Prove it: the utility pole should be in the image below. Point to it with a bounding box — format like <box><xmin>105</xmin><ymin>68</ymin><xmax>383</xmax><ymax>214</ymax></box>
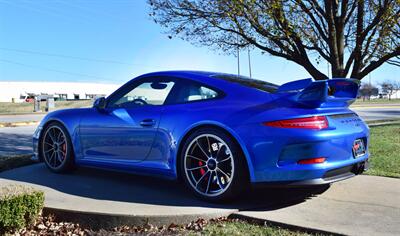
<box><xmin>237</xmin><ymin>34</ymin><xmax>240</xmax><ymax>76</ymax></box>
<box><xmin>369</xmin><ymin>73</ymin><xmax>371</xmax><ymax>85</ymax></box>
<box><xmin>237</xmin><ymin>49</ymin><xmax>240</xmax><ymax>76</ymax></box>
<box><xmin>327</xmin><ymin>62</ymin><xmax>330</xmax><ymax>78</ymax></box>
<box><xmin>247</xmin><ymin>48</ymin><xmax>252</xmax><ymax>79</ymax></box>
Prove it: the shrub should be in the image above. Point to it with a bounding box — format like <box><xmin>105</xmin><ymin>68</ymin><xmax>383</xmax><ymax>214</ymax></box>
<box><xmin>0</xmin><ymin>185</ymin><xmax>44</xmax><ymax>233</ymax></box>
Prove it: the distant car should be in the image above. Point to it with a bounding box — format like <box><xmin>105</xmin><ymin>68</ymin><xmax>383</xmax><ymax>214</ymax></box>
<box><xmin>23</xmin><ymin>95</ymin><xmax>48</xmax><ymax>103</ymax></box>
<box><xmin>33</xmin><ymin>71</ymin><xmax>369</xmax><ymax>201</ymax></box>
<box><xmin>22</xmin><ymin>95</ymin><xmax>35</xmax><ymax>103</ymax></box>
<box><xmin>25</xmin><ymin>97</ymin><xmax>35</xmax><ymax>103</ymax></box>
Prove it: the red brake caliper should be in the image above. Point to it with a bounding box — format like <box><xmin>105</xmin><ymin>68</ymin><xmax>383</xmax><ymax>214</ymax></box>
<box><xmin>62</xmin><ymin>144</ymin><xmax>66</xmax><ymax>159</ymax></box>
<box><xmin>199</xmin><ymin>161</ymin><xmax>206</xmax><ymax>176</ymax></box>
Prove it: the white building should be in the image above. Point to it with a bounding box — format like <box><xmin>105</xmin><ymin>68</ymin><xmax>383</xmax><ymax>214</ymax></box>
<box><xmin>0</xmin><ymin>81</ymin><xmax>121</xmax><ymax>102</ymax></box>
<box><xmin>392</xmin><ymin>90</ymin><xmax>400</xmax><ymax>99</ymax></box>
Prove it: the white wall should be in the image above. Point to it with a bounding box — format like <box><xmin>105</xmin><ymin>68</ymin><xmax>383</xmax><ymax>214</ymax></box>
<box><xmin>0</xmin><ymin>81</ymin><xmax>120</xmax><ymax>102</ymax></box>
<box><xmin>393</xmin><ymin>90</ymin><xmax>400</xmax><ymax>99</ymax></box>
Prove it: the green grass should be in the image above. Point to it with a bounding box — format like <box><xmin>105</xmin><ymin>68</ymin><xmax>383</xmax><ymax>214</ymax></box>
<box><xmin>196</xmin><ymin>220</ymin><xmax>323</xmax><ymax>236</ymax></box>
<box><xmin>366</xmin><ymin>124</ymin><xmax>400</xmax><ymax>178</ymax></box>
<box><xmin>0</xmin><ymin>100</ymin><xmax>93</xmax><ymax>114</ymax></box>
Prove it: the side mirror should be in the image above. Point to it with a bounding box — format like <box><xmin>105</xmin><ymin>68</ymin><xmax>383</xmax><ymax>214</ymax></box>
<box><xmin>93</xmin><ymin>97</ymin><xmax>106</xmax><ymax>111</ymax></box>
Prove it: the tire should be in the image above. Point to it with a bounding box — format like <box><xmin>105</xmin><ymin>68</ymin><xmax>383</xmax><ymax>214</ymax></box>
<box><xmin>40</xmin><ymin>122</ymin><xmax>75</xmax><ymax>173</ymax></box>
<box><xmin>180</xmin><ymin>128</ymin><xmax>248</xmax><ymax>202</ymax></box>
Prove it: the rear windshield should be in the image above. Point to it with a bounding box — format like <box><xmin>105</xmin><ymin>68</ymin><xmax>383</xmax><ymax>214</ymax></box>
<box><xmin>212</xmin><ymin>74</ymin><xmax>279</xmax><ymax>93</ymax></box>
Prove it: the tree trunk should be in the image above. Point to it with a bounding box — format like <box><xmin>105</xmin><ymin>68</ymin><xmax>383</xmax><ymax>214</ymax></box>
<box><xmin>350</xmin><ymin>0</ymin><xmax>365</xmax><ymax>79</ymax></box>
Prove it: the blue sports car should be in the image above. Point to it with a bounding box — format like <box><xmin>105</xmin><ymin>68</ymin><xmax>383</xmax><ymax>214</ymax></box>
<box><xmin>33</xmin><ymin>71</ymin><xmax>369</xmax><ymax>201</ymax></box>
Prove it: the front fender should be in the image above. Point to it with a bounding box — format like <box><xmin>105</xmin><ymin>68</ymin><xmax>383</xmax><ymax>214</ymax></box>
<box><xmin>33</xmin><ymin>108</ymin><xmax>90</xmax><ymax>160</ymax></box>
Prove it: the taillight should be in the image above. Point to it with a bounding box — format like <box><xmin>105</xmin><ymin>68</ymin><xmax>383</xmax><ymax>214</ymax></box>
<box><xmin>264</xmin><ymin>116</ymin><xmax>328</xmax><ymax>129</ymax></box>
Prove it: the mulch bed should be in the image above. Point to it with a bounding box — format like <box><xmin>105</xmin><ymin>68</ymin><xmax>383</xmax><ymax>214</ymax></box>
<box><xmin>12</xmin><ymin>215</ymin><xmax>233</xmax><ymax>235</ymax></box>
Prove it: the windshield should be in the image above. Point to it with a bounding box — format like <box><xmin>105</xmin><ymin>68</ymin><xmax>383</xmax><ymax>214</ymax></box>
<box><xmin>212</xmin><ymin>74</ymin><xmax>279</xmax><ymax>93</ymax></box>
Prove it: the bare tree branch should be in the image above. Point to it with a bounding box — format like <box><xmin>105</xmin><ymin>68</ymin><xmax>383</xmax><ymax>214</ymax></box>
<box><xmin>149</xmin><ymin>0</ymin><xmax>400</xmax><ymax>80</ymax></box>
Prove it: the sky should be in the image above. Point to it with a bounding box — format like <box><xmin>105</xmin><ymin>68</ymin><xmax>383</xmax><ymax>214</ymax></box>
<box><xmin>0</xmin><ymin>0</ymin><xmax>398</xmax><ymax>86</ymax></box>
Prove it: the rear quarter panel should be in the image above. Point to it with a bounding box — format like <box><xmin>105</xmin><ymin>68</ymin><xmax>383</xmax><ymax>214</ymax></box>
<box><xmin>158</xmin><ymin>98</ymin><xmax>259</xmax><ymax>180</ymax></box>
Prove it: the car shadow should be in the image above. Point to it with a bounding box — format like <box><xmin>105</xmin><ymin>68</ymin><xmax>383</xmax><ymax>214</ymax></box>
<box><xmin>0</xmin><ymin>163</ymin><xmax>330</xmax><ymax>211</ymax></box>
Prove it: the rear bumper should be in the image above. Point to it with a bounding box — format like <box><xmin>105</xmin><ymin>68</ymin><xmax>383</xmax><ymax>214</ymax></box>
<box><xmin>234</xmin><ymin>109</ymin><xmax>370</xmax><ymax>183</ymax></box>
<box><xmin>253</xmin><ymin>158</ymin><xmax>369</xmax><ymax>187</ymax></box>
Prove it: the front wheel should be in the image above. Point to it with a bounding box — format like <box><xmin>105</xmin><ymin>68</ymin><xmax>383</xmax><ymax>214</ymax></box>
<box><xmin>41</xmin><ymin>122</ymin><xmax>75</xmax><ymax>173</ymax></box>
<box><xmin>180</xmin><ymin>128</ymin><xmax>248</xmax><ymax>202</ymax></box>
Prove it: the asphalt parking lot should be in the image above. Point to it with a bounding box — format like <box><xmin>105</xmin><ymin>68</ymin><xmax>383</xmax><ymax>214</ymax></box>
<box><xmin>352</xmin><ymin>106</ymin><xmax>400</xmax><ymax>121</ymax></box>
<box><xmin>0</xmin><ymin>125</ymin><xmax>34</xmax><ymax>156</ymax></box>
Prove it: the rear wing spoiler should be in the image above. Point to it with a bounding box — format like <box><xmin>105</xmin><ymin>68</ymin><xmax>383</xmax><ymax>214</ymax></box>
<box><xmin>277</xmin><ymin>78</ymin><xmax>360</xmax><ymax>108</ymax></box>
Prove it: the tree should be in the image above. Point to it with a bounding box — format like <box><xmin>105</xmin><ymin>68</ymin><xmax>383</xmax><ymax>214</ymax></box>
<box><xmin>149</xmin><ymin>0</ymin><xmax>400</xmax><ymax>80</ymax></box>
<box><xmin>359</xmin><ymin>83</ymin><xmax>379</xmax><ymax>100</ymax></box>
<box><xmin>380</xmin><ymin>80</ymin><xmax>400</xmax><ymax>100</ymax></box>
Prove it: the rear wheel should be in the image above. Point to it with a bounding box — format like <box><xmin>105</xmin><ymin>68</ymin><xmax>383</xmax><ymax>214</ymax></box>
<box><xmin>180</xmin><ymin>128</ymin><xmax>248</xmax><ymax>202</ymax></box>
<box><xmin>41</xmin><ymin>122</ymin><xmax>74</xmax><ymax>173</ymax></box>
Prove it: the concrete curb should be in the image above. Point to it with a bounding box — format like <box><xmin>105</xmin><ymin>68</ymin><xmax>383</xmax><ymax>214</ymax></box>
<box><xmin>42</xmin><ymin>206</ymin><xmax>344</xmax><ymax>234</ymax></box>
<box><xmin>43</xmin><ymin>205</ymin><xmax>347</xmax><ymax>235</ymax></box>
<box><xmin>43</xmin><ymin>207</ymin><xmax>237</xmax><ymax>230</ymax></box>
<box><xmin>229</xmin><ymin>213</ymin><xmax>344</xmax><ymax>236</ymax></box>
<box><xmin>367</xmin><ymin>121</ymin><xmax>400</xmax><ymax>127</ymax></box>
<box><xmin>0</xmin><ymin>121</ymin><xmax>39</xmax><ymax>128</ymax></box>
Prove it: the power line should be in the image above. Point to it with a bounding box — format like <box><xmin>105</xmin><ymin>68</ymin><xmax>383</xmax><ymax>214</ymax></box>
<box><xmin>0</xmin><ymin>47</ymin><xmax>148</xmax><ymax>67</ymax></box>
<box><xmin>30</xmin><ymin>0</ymin><xmax>96</xmax><ymax>24</ymax></box>
<box><xmin>0</xmin><ymin>0</ymin><xmax>84</xmax><ymax>24</ymax></box>
<box><xmin>0</xmin><ymin>0</ymin><xmax>141</xmax><ymax>33</ymax></box>
<box><xmin>56</xmin><ymin>0</ymin><xmax>128</xmax><ymax>22</ymax></box>
<box><xmin>0</xmin><ymin>59</ymin><xmax>113</xmax><ymax>80</ymax></box>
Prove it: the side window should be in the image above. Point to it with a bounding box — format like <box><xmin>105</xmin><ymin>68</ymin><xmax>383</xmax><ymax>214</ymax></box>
<box><xmin>188</xmin><ymin>86</ymin><xmax>218</xmax><ymax>101</ymax></box>
<box><xmin>110</xmin><ymin>80</ymin><xmax>175</xmax><ymax>108</ymax></box>
<box><xmin>169</xmin><ymin>80</ymin><xmax>220</xmax><ymax>104</ymax></box>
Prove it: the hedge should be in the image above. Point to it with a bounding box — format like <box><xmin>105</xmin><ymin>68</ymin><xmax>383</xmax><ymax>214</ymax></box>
<box><xmin>0</xmin><ymin>185</ymin><xmax>44</xmax><ymax>233</ymax></box>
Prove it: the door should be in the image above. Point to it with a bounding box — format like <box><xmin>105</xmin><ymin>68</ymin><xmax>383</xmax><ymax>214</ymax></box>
<box><xmin>79</xmin><ymin>77</ymin><xmax>175</xmax><ymax>162</ymax></box>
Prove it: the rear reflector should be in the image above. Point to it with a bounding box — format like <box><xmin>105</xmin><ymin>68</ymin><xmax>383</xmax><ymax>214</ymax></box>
<box><xmin>298</xmin><ymin>157</ymin><xmax>326</xmax><ymax>164</ymax></box>
<box><xmin>264</xmin><ymin>116</ymin><xmax>328</xmax><ymax>129</ymax></box>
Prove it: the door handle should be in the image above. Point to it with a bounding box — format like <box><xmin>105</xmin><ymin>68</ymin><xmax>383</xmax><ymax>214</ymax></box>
<box><xmin>140</xmin><ymin>119</ymin><xmax>156</xmax><ymax>127</ymax></box>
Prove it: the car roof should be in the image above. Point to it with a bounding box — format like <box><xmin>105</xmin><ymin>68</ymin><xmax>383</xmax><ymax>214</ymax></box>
<box><xmin>137</xmin><ymin>70</ymin><xmax>280</xmax><ymax>94</ymax></box>
<box><xmin>139</xmin><ymin>70</ymin><xmax>222</xmax><ymax>79</ymax></box>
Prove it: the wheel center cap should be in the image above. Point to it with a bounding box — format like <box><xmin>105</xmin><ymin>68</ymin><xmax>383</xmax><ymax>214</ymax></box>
<box><xmin>207</xmin><ymin>159</ymin><xmax>217</xmax><ymax>170</ymax></box>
